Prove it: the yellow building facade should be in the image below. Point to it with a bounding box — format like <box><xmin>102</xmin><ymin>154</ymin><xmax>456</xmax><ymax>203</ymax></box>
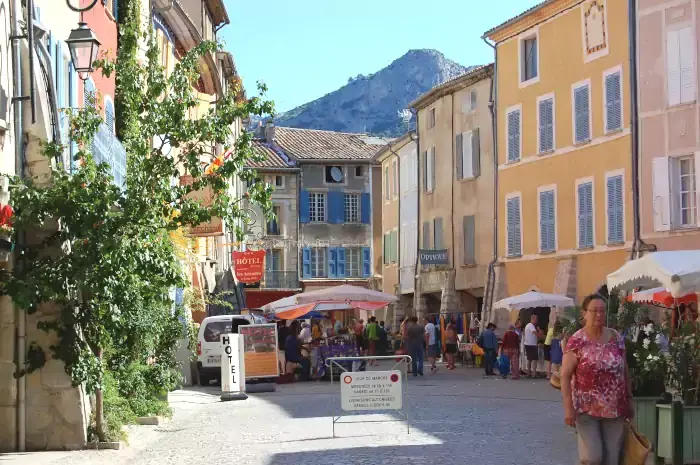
<box><xmin>484</xmin><ymin>0</ymin><xmax>633</xmax><ymax>305</ymax></box>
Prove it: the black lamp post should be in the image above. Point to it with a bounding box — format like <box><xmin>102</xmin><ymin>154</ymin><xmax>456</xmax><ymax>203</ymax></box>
<box><xmin>65</xmin><ymin>22</ymin><xmax>101</xmax><ymax>80</ymax></box>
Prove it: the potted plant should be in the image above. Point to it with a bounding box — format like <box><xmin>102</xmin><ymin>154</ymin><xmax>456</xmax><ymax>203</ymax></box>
<box><xmin>656</xmin><ymin>322</ymin><xmax>700</xmax><ymax>464</ymax></box>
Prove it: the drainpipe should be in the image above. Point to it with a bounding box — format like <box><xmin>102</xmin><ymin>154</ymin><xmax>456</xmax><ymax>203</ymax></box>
<box><xmin>450</xmin><ymin>93</ymin><xmax>456</xmax><ymax>271</ymax></box>
<box><xmin>628</xmin><ymin>0</ymin><xmax>655</xmax><ymax>259</ymax></box>
<box><xmin>10</xmin><ymin>0</ymin><xmax>25</xmax><ymax>451</ymax></box>
<box><xmin>412</xmin><ymin>108</ymin><xmax>421</xmax><ymax>315</ymax></box>
<box><xmin>482</xmin><ymin>38</ymin><xmax>498</xmax><ymax>324</ymax></box>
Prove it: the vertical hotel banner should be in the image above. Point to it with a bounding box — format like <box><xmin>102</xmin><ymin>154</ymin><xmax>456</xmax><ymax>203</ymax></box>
<box><xmin>239</xmin><ymin>324</ymin><xmax>279</xmax><ymax>378</ymax></box>
<box><xmin>232</xmin><ymin>250</ymin><xmax>266</xmax><ymax>283</ymax></box>
<box><xmin>179</xmin><ymin>175</ymin><xmax>223</xmax><ymax>237</ymax></box>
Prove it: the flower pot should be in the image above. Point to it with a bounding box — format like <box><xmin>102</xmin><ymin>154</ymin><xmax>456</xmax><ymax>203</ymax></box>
<box><xmin>657</xmin><ymin>403</ymin><xmax>700</xmax><ymax>463</ymax></box>
<box><xmin>632</xmin><ymin>397</ymin><xmax>659</xmax><ymax>452</ymax></box>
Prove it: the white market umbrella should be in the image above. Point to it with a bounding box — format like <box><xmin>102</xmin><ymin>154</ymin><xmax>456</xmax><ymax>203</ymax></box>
<box><xmin>492</xmin><ymin>291</ymin><xmax>575</xmax><ymax>311</ymax></box>
<box><xmin>607</xmin><ymin>250</ymin><xmax>700</xmax><ymax>298</ymax></box>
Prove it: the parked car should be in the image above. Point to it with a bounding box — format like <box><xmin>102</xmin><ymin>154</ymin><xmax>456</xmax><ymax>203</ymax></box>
<box><xmin>196</xmin><ymin>314</ymin><xmax>264</xmax><ymax>385</ymax></box>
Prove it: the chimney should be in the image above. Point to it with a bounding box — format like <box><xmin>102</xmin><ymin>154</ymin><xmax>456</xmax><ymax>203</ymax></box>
<box><xmin>264</xmin><ymin>121</ymin><xmax>276</xmax><ymax>142</ymax></box>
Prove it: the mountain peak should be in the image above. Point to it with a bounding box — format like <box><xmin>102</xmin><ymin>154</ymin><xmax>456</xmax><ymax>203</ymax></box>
<box><xmin>273</xmin><ymin>49</ymin><xmax>473</xmax><ymax>137</ymax></box>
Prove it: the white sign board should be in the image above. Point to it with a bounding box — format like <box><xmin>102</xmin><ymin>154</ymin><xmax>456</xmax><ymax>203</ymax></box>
<box><xmin>221</xmin><ymin>334</ymin><xmax>246</xmax><ymax>394</ymax></box>
<box><xmin>340</xmin><ymin>370</ymin><xmax>403</xmax><ymax>411</ymax></box>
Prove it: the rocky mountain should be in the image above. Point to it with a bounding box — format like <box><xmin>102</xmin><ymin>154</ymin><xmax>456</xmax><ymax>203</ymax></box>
<box><xmin>272</xmin><ymin>49</ymin><xmax>475</xmax><ymax>137</ymax></box>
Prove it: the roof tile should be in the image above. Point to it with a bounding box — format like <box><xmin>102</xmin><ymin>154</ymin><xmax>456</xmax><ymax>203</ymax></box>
<box><xmin>273</xmin><ymin>127</ymin><xmax>388</xmax><ymax>160</ymax></box>
<box><xmin>247</xmin><ymin>140</ymin><xmax>296</xmax><ymax>169</ymax></box>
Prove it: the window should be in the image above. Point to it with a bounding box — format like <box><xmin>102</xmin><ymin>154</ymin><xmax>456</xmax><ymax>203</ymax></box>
<box><xmin>274</xmin><ymin>175</ymin><xmax>284</xmax><ymax>188</ymax></box>
<box><xmin>84</xmin><ymin>78</ymin><xmax>95</xmax><ymax>110</ymax></box>
<box><xmin>344</xmin><ymin>193</ymin><xmax>360</xmax><ymax>223</ymax></box>
<box><xmin>267</xmin><ymin>205</ymin><xmax>281</xmax><ymax>235</ymax></box>
<box><xmin>105</xmin><ymin>97</ymin><xmax>115</xmax><ymax>134</ymax></box>
<box><xmin>462</xmin><ymin>88</ymin><xmax>477</xmax><ymax>113</ymax></box>
<box><xmin>463</xmin><ymin>215</ymin><xmax>476</xmax><ymax>265</ymax></box>
<box><xmin>383</xmin><ymin>233</ymin><xmax>389</xmax><ymax>265</ymax></box>
<box><xmin>604</xmin><ymin>71</ymin><xmax>622</xmax><ymax>132</ymax></box>
<box><xmin>309</xmin><ymin>248</ymin><xmax>327</xmax><ymax>278</ymax></box>
<box><xmin>392</xmin><ymin>160</ymin><xmax>398</xmax><ymax>198</ymax></box>
<box><xmin>428</xmin><ymin>108</ymin><xmax>436</xmax><ymax>128</ymax></box>
<box><xmin>424</xmin><ymin>147</ymin><xmax>435</xmax><ymax>192</ymax></box>
<box><xmin>309</xmin><ymin>192</ymin><xmax>326</xmax><ymax>222</ymax></box>
<box><xmin>433</xmin><ymin>217</ymin><xmax>443</xmax><ymax>250</ymax></box>
<box><xmin>506</xmin><ymin>196</ymin><xmax>522</xmax><ymax>257</ymax></box>
<box><xmin>573</xmin><ymin>83</ymin><xmax>591</xmax><ymax>144</ymax></box>
<box><xmin>666</xmin><ymin>27</ymin><xmax>696</xmax><ymax>106</ymax></box>
<box><xmin>679</xmin><ymin>157</ymin><xmax>697</xmax><ymax>226</ymax></box>
<box><xmin>606</xmin><ymin>175</ymin><xmax>624</xmax><ymax>243</ymax></box>
<box><xmin>422</xmin><ymin>221</ymin><xmax>431</xmax><ymax>269</ymax></box>
<box><xmin>507</xmin><ymin>108</ymin><xmax>521</xmax><ymax>162</ymax></box>
<box><xmin>457</xmin><ymin>129</ymin><xmax>481</xmax><ymax>179</ymax></box>
<box><xmin>521</xmin><ymin>36</ymin><xmax>538</xmax><ymax>83</ymax></box>
<box><xmin>355</xmin><ymin>166</ymin><xmax>364</xmax><ymax>177</ymax></box>
<box><xmin>346</xmin><ymin>247</ymin><xmax>362</xmax><ymax>277</ymax></box>
<box><xmin>383</xmin><ymin>233</ymin><xmax>397</xmax><ymax>265</ymax></box>
<box><xmin>538</xmin><ymin>96</ymin><xmax>554</xmax><ymax>153</ymax></box>
<box><xmin>203</xmin><ymin>9</ymin><xmax>214</xmax><ymax>42</ymax></box>
<box><xmin>539</xmin><ymin>189</ymin><xmax>556</xmax><ymax>252</ymax></box>
<box><xmin>325</xmin><ymin>166</ymin><xmax>345</xmax><ymax>184</ymax></box>
<box><xmin>384</xmin><ymin>167</ymin><xmax>390</xmax><ymax>200</ymax></box>
<box><xmin>577</xmin><ymin>181</ymin><xmax>594</xmax><ymax>248</ymax></box>
<box><xmin>265</xmin><ymin>249</ymin><xmax>281</xmax><ymax>271</ymax></box>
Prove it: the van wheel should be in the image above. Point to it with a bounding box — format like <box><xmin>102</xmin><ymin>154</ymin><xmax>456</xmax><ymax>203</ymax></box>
<box><xmin>198</xmin><ymin>372</ymin><xmax>210</xmax><ymax>386</ymax></box>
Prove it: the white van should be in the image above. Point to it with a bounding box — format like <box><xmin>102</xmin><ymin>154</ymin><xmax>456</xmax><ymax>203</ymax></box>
<box><xmin>196</xmin><ymin>314</ymin><xmax>264</xmax><ymax>385</ymax></box>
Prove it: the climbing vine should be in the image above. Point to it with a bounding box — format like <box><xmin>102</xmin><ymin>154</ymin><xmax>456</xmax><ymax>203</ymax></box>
<box><xmin>4</xmin><ymin>0</ymin><xmax>274</xmax><ymax>442</ymax></box>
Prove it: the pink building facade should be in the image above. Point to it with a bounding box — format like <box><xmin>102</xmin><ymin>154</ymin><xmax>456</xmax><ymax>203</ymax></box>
<box><xmin>638</xmin><ymin>0</ymin><xmax>700</xmax><ymax>251</ymax></box>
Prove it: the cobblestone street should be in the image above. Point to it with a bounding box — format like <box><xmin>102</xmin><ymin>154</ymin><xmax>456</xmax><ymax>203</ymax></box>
<box><xmin>1</xmin><ymin>363</ymin><xmax>578</xmax><ymax>465</ymax></box>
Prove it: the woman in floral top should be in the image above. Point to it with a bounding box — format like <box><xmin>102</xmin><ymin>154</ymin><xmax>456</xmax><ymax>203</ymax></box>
<box><xmin>561</xmin><ymin>294</ymin><xmax>634</xmax><ymax>465</ymax></box>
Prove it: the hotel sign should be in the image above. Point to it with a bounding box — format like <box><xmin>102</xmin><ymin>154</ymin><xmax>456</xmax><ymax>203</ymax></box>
<box><xmin>180</xmin><ymin>175</ymin><xmax>224</xmax><ymax>237</ymax></box>
<box><xmin>419</xmin><ymin>249</ymin><xmax>449</xmax><ymax>265</ymax></box>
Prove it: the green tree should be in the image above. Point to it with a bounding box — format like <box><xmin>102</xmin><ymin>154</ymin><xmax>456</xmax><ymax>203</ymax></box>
<box><xmin>4</xmin><ymin>0</ymin><xmax>273</xmax><ymax>441</ymax></box>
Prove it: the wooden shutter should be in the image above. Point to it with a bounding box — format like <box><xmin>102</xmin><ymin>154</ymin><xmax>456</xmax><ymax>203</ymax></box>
<box><xmin>299</xmin><ymin>190</ymin><xmax>310</xmax><ymax>223</ymax></box>
<box><xmin>679</xmin><ymin>27</ymin><xmax>696</xmax><ymax>104</ymax></box>
<box><xmin>605</xmin><ymin>72</ymin><xmax>622</xmax><ymax>132</ymax></box>
<box><xmin>434</xmin><ymin>217</ymin><xmax>443</xmax><ymax>250</ymax></box>
<box><xmin>667</xmin><ymin>29</ymin><xmax>682</xmax><ymax>106</ymax></box>
<box><xmin>455</xmin><ymin>133</ymin><xmax>463</xmax><ymax>180</ymax></box>
<box><xmin>337</xmin><ymin>248</ymin><xmax>347</xmax><ymax>277</ymax></box>
<box><xmin>607</xmin><ymin>176</ymin><xmax>624</xmax><ymax>243</ymax></box>
<box><xmin>463</xmin><ymin>215</ymin><xmax>475</xmax><ymax>265</ymax></box>
<box><xmin>422</xmin><ymin>221</ymin><xmax>430</xmax><ymax>249</ymax></box>
<box><xmin>507</xmin><ymin>110</ymin><xmax>520</xmax><ymax>162</ymax></box>
<box><xmin>422</xmin><ymin>151</ymin><xmax>428</xmax><ymax>192</ymax></box>
<box><xmin>574</xmin><ymin>85</ymin><xmax>590</xmax><ymax>143</ymax></box>
<box><xmin>361</xmin><ymin>193</ymin><xmax>371</xmax><ymax>224</ymax></box>
<box><xmin>362</xmin><ymin>247</ymin><xmax>371</xmax><ymax>277</ymax></box>
<box><xmin>652</xmin><ymin>157</ymin><xmax>671</xmax><ymax>231</ymax></box>
<box><xmin>430</xmin><ymin>147</ymin><xmax>436</xmax><ymax>191</ymax></box>
<box><xmin>472</xmin><ymin>128</ymin><xmax>481</xmax><ymax>177</ymax></box>
<box><xmin>384</xmin><ymin>167</ymin><xmax>390</xmax><ymax>199</ymax></box>
<box><xmin>302</xmin><ymin>247</ymin><xmax>311</xmax><ymax>278</ymax></box>
<box><xmin>328</xmin><ymin>191</ymin><xmax>344</xmax><ymax>223</ymax></box>
<box><xmin>538</xmin><ymin>98</ymin><xmax>553</xmax><ymax>152</ymax></box>
<box><xmin>470</xmin><ymin>88</ymin><xmax>477</xmax><ymax>110</ymax></box>
<box><xmin>69</xmin><ymin>62</ymin><xmax>79</xmax><ymax>169</ymax></box>
<box><xmin>578</xmin><ymin>183</ymin><xmax>593</xmax><ymax>247</ymax></box>
<box><xmin>328</xmin><ymin>248</ymin><xmax>337</xmax><ymax>278</ymax></box>
<box><xmin>539</xmin><ymin>190</ymin><xmax>555</xmax><ymax>252</ymax></box>
<box><xmin>507</xmin><ymin>197</ymin><xmax>521</xmax><ymax>256</ymax></box>
<box><xmin>462</xmin><ymin>132</ymin><xmax>473</xmax><ymax>179</ymax></box>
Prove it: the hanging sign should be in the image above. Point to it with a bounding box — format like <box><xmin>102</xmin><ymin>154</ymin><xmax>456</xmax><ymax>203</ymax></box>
<box><xmin>419</xmin><ymin>249</ymin><xmax>449</xmax><ymax>265</ymax></box>
<box><xmin>232</xmin><ymin>250</ymin><xmax>266</xmax><ymax>283</ymax></box>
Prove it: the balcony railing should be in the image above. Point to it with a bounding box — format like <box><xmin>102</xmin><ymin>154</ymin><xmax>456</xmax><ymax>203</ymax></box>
<box><xmin>92</xmin><ymin>123</ymin><xmax>126</xmax><ymax>187</ymax></box>
<box><xmin>262</xmin><ymin>270</ymin><xmax>299</xmax><ymax>289</ymax></box>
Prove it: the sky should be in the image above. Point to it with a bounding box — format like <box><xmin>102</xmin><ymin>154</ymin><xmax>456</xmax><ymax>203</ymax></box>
<box><xmin>221</xmin><ymin>0</ymin><xmax>542</xmax><ymax>114</ymax></box>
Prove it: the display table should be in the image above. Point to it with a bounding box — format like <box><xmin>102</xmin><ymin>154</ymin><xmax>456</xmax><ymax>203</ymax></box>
<box><xmin>315</xmin><ymin>344</ymin><xmax>359</xmax><ymax>379</ymax></box>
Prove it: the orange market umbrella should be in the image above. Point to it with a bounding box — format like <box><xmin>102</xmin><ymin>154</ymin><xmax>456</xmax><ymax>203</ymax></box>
<box><xmin>627</xmin><ymin>287</ymin><xmax>697</xmax><ymax>308</ymax></box>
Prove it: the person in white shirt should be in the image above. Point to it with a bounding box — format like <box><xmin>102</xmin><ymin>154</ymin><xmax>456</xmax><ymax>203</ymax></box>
<box><xmin>298</xmin><ymin>323</ymin><xmax>312</xmax><ymax>344</ymax></box>
<box><xmin>524</xmin><ymin>314</ymin><xmax>541</xmax><ymax>378</ymax></box>
<box><xmin>424</xmin><ymin>316</ymin><xmax>439</xmax><ymax>373</ymax></box>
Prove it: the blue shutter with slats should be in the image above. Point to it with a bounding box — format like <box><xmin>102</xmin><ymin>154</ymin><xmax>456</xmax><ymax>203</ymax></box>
<box><xmin>299</xmin><ymin>190</ymin><xmax>310</xmax><ymax>223</ymax></box>
<box><xmin>337</xmin><ymin>248</ymin><xmax>346</xmax><ymax>278</ymax></box>
<box><xmin>574</xmin><ymin>85</ymin><xmax>590</xmax><ymax>143</ymax></box>
<box><xmin>69</xmin><ymin>62</ymin><xmax>79</xmax><ymax>171</ymax></box>
<box><xmin>113</xmin><ymin>0</ymin><xmax>119</xmax><ymax>20</ymax></box>
<box><xmin>328</xmin><ymin>247</ymin><xmax>338</xmax><ymax>278</ymax></box>
<box><xmin>539</xmin><ymin>98</ymin><xmax>554</xmax><ymax>153</ymax></box>
<box><xmin>578</xmin><ymin>183</ymin><xmax>594</xmax><ymax>248</ymax></box>
<box><xmin>361</xmin><ymin>193</ymin><xmax>371</xmax><ymax>224</ymax></box>
<box><xmin>302</xmin><ymin>247</ymin><xmax>311</xmax><ymax>278</ymax></box>
<box><xmin>328</xmin><ymin>191</ymin><xmax>344</xmax><ymax>224</ymax></box>
<box><xmin>605</xmin><ymin>73</ymin><xmax>622</xmax><ymax>132</ymax></box>
<box><xmin>507</xmin><ymin>110</ymin><xmax>521</xmax><ymax>162</ymax></box>
<box><xmin>607</xmin><ymin>176</ymin><xmax>624</xmax><ymax>243</ymax></box>
<box><xmin>55</xmin><ymin>41</ymin><xmax>64</xmax><ymax>144</ymax></box>
<box><xmin>362</xmin><ymin>247</ymin><xmax>371</xmax><ymax>277</ymax></box>
<box><xmin>539</xmin><ymin>190</ymin><xmax>555</xmax><ymax>252</ymax></box>
<box><xmin>507</xmin><ymin>197</ymin><xmax>521</xmax><ymax>256</ymax></box>
<box><xmin>105</xmin><ymin>99</ymin><xmax>115</xmax><ymax>134</ymax></box>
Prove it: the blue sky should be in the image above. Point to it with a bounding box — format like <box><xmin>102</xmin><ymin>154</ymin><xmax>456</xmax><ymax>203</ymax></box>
<box><xmin>221</xmin><ymin>0</ymin><xmax>542</xmax><ymax>113</ymax></box>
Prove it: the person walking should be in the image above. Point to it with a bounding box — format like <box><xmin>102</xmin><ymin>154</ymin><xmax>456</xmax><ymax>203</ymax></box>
<box><xmin>354</xmin><ymin>319</ymin><xmax>365</xmax><ymax>355</ymax></box>
<box><xmin>444</xmin><ymin>323</ymin><xmax>458</xmax><ymax>370</ymax></box>
<box><xmin>378</xmin><ymin>320</ymin><xmax>388</xmax><ymax>356</ymax></box>
<box><xmin>561</xmin><ymin>294</ymin><xmax>634</xmax><ymax>465</ymax></box>
<box><xmin>404</xmin><ymin>316</ymin><xmax>425</xmax><ymax>376</ymax></box>
<box><xmin>501</xmin><ymin>324</ymin><xmax>520</xmax><ymax>379</ymax></box>
<box><xmin>524</xmin><ymin>314</ymin><xmax>541</xmax><ymax>378</ymax></box>
<box><xmin>478</xmin><ymin>323</ymin><xmax>499</xmax><ymax>376</ymax></box>
<box><xmin>424</xmin><ymin>316</ymin><xmax>439</xmax><ymax>373</ymax></box>
<box><xmin>365</xmin><ymin>317</ymin><xmax>379</xmax><ymax>365</ymax></box>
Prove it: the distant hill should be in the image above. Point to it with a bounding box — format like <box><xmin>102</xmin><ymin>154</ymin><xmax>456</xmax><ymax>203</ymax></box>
<box><xmin>271</xmin><ymin>49</ymin><xmax>476</xmax><ymax>137</ymax></box>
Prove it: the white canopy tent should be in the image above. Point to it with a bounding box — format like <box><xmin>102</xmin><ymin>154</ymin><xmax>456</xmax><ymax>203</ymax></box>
<box><xmin>492</xmin><ymin>291</ymin><xmax>575</xmax><ymax>311</ymax></box>
<box><xmin>607</xmin><ymin>251</ymin><xmax>700</xmax><ymax>297</ymax></box>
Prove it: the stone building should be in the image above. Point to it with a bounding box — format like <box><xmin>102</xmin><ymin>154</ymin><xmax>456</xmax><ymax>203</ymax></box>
<box><xmin>409</xmin><ymin>65</ymin><xmax>495</xmax><ymax>323</ymax></box>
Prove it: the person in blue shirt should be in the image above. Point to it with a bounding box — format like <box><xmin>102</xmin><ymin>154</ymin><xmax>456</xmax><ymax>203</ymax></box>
<box><xmin>478</xmin><ymin>323</ymin><xmax>499</xmax><ymax>376</ymax></box>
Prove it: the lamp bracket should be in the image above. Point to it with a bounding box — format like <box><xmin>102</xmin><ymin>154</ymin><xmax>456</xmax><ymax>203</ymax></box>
<box><xmin>65</xmin><ymin>0</ymin><xmax>100</xmax><ymax>12</ymax></box>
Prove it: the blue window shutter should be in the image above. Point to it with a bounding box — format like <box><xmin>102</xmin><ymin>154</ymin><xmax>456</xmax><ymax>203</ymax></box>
<box><xmin>362</xmin><ymin>247</ymin><xmax>371</xmax><ymax>277</ymax></box>
<box><xmin>507</xmin><ymin>198</ymin><xmax>521</xmax><ymax>256</ymax></box>
<box><xmin>69</xmin><ymin>62</ymin><xmax>79</xmax><ymax>170</ymax></box>
<box><xmin>607</xmin><ymin>176</ymin><xmax>623</xmax><ymax>243</ymax></box>
<box><xmin>55</xmin><ymin>41</ymin><xmax>63</xmax><ymax>115</ymax></box>
<box><xmin>539</xmin><ymin>191</ymin><xmax>555</xmax><ymax>252</ymax></box>
<box><xmin>328</xmin><ymin>191</ymin><xmax>344</xmax><ymax>223</ymax></box>
<box><xmin>337</xmin><ymin>248</ymin><xmax>346</xmax><ymax>278</ymax></box>
<box><xmin>105</xmin><ymin>99</ymin><xmax>115</xmax><ymax>133</ymax></box>
<box><xmin>299</xmin><ymin>190</ymin><xmax>310</xmax><ymax>223</ymax></box>
<box><xmin>113</xmin><ymin>0</ymin><xmax>119</xmax><ymax>20</ymax></box>
<box><xmin>328</xmin><ymin>247</ymin><xmax>338</xmax><ymax>278</ymax></box>
<box><xmin>578</xmin><ymin>183</ymin><xmax>594</xmax><ymax>248</ymax></box>
<box><xmin>302</xmin><ymin>247</ymin><xmax>311</xmax><ymax>278</ymax></box>
<box><xmin>48</xmin><ymin>33</ymin><xmax>54</xmax><ymax>82</ymax></box>
<box><xmin>361</xmin><ymin>193</ymin><xmax>371</xmax><ymax>224</ymax></box>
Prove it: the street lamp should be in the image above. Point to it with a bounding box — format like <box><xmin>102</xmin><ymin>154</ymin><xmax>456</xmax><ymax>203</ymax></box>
<box><xmin>65</xmin><ymin>22</ymin><xmax>101</xmax><ymax>80</ymax></box>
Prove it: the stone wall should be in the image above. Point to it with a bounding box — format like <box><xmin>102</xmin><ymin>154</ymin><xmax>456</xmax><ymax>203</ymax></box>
<box><xmin>0</xmin><ymin>296</ymin><xmax>17</xmax><ymax>452</ymax></box>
